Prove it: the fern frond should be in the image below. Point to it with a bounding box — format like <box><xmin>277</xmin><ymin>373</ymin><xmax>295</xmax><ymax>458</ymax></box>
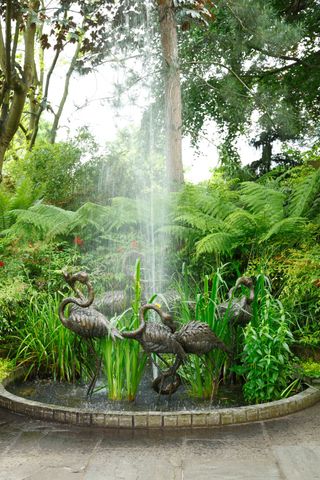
<box><xmin>175</xmin><ymin>210</ymin><xmax>223</xmax><ymax>233</ymax></box>
<box><xmin>240</xmin><ymin>182</ymin><xmax>285</xmax><ymax>223</ymax></box>
<box><xmin>224</xmin><ymin>209</ymin><xmax>258</xmax><ymax>237</ymax></box>
<box><xmin>12</xmin><ymin>203</ymin><xmax>76</xmax><ymax>237</ymax></box>
<box><xmin>159</xmin><ymin>224</ymin><xmax>198</xmax><ymax>240</ymax></box>
<box><xmin>289</xmin><ymin>169</ymin><xmax>320</xmax><ymax>219</ymax></box>
<box><xmin>196</xmin><ymin>232</ymin><xmax>235</xmax><ymax>257</ymax></box>
<box><xmin>260</xmin><ymin>217</ymin><xmax>306</xmax><ymax>243</ymax></box>
<box><xmin>108</xmin><ymin>197</ymin><xmax>138</xmax><ymax>230</ymax></box>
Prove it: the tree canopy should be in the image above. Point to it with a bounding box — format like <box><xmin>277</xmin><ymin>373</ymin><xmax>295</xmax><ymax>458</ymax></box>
<box><xmin>180</xmin><ymin>0</ymin><xmax>320</xmax><ymax>174</ymax></box>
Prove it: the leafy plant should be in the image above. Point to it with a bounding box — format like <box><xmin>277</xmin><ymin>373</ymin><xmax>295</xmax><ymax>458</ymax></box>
<box><xmin>0</xmin><ymin>358</ymin><xmax>15</xmax><ymax>381</ymax></box>
<box><xmin>300</xmin><ymin>360</ymin><xmax>320</xmax><ymax>379</ymax></box>
<box><xmin>6</xmin><ymin>293</ymin><xmax>90</xmax><ymax>382</ymax></box>
<box><xmin>99</xmin><ymin>260</ymin><xmax>147</xmax><ymax>401</ymax></box>
<box><xmin>178</xmin><ymin>270</ymin><xmax>232</xmax><ymax>399</ymax></box>
<box><xmin>236</xmin><ymin>277</ymin><xmax>295</xmax><ymax>404</ymax></box>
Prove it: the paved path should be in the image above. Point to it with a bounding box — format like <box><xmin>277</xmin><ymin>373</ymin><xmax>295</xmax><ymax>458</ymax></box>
<box><xmin>1</xmin><ymin>403</ymin><xmax>320</xmax><ymax>480</ymax></box>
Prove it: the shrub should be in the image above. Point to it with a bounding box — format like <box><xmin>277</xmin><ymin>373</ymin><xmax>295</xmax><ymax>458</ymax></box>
<box><xmin>237</xmin><ymin>277</ymin><xmax>295</xmax><ymax>404</ymax></box>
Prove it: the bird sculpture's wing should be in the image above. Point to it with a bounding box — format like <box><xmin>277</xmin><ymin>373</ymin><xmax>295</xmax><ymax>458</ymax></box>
<box><xmin>141</xmin><ymin>322</ymin><xmax>186</xmax><ymax>358</ymax></box>
<box><xmin>94</xmin><ymin>290</ymin><xmax>128</xmax><ymax>315</ymax></box>
<box><xmin>175</xmin><ymin>321</ymin><xmax>229</xmax><ymax>355</ymax></box>
<box><xmin>69</xmin><ymin>305</ymin><xmax>114</xmax><ymax>338</ymax></box>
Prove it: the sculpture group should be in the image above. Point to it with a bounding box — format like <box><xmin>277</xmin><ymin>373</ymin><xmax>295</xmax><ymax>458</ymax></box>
<box><xmin>58</xmin><ymin>271</ymin><xmax>254</xmax><ymax>396</ymax></box>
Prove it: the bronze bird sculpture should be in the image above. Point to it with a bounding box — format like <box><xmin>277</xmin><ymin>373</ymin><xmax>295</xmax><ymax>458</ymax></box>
<box><xmin>58</xmin><ymin>271</ymin><xmax>122</xmax><ymax>395</ymax></box>
<box><xmin>121</xmin><ymin>303</ymin><xmax>187</xmax><ymax>395</ymax></box>
<box><xmin>147</xmin><ymin>304</ymin><xmax>230</xmax><ymax>357</ymax></box>
<box><xmin>173</xmin><ymin>320</ymin><xmax>231</xmax><ymax>356</ymax></box>
<box><xmin>216</xmin><ymin>276</ymin><xmax>254</xmax><ymax>325</ymax></box>
<box><xmin>121</xmin><ymin>303</ymin><xmax>186</xmax><ymax>359</ymax></box>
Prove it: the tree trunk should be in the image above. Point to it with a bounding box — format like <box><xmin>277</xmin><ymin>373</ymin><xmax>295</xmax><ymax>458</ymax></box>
<box><xmin>158</xmin><ymin>0</ymin><xmax>184</xmax><ymax>189</ymax></box>
<box><xmin>0</xmin><ymin>88</ymin><xmax>27</xmax><ymax>181</ymax></box>
<box><xmin>0</xmin><ymin>0</ymin><xmax>39</xmax><ymax>181</ymax></box>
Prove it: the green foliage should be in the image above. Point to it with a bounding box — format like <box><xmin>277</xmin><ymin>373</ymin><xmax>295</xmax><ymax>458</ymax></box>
<box><xmin>6</xmin><ymin>293</ymin><xmax>90</xmax><ymax>382</ymax></box>
<box><xmin>300</xmin><ymin>360</ymin><xmax>320</xmax><ymax>379</ymax></box>
<box><xmin>21</xmin><ymin>140</ymin><xmax>102</xmax><ymax>209</ymax></box>
<box><xmin>0</xmin><ymin>358</ymin><xmax>15</xmax><ymax>381</ymax></box>
<box><xmin>171</xmin><ymin>164</ymin><xmax>320</xmax><ymax>276</ymax></box>
<box><xmin>0</xmin><ymin>238</ymin><xmax>82</xmax><ymax>346</ymax></box>
<box><xmin>178</xmin><ymin>270</ymin><xmax>231</xmax><ymax>399</ymax></box>
<box><xmin>99</xmin><ymin>260</ymin><xmax>147</xmax><ymax>401</ymax></box>
<box><xmin>237</xmin><ymin>277</ymin><xmax>295</xmax><ymax>404</ymax></box>
<box><xmin>0</xmin><ymin>179</ymin><xmax>37</xmax><ymax>232</ymax></box>
<box><xmin>181</xmin><ymin>0</ymin><xmax>320</xmax><ymax>173</ymax></box>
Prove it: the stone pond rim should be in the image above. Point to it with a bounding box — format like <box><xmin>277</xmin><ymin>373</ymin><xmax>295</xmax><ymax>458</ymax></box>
<box><xmin>1</xmin><ymin>370</ymin><xmax>320</xmax><ymax>429</ymax></box>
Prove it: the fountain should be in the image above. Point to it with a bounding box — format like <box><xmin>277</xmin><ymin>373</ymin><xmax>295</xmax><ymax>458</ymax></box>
<box><xmin>1</xmin><ymin>2</ymin><xmax>320</xmax><ymax>430</ymax></box>
<box><xmin>2</xmin><ymin>270</ymin><xmax>320</xmax><ymax>427</ymax></box>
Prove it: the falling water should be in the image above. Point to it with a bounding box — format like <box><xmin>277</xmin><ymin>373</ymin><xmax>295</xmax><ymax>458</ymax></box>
<box><xmin>98</xmin><ymin>1</ymin><xmax>170</xmax><ymax>348</ymax></box>
<box><xmin>121</xmin><ymin>1</ymin><xmax>170</xmax><ymax>378</ymax></box>
<box><xmin>134</xmin><ymin>1</ymin><xmax>168</xmax><ymax>300</ymax></box>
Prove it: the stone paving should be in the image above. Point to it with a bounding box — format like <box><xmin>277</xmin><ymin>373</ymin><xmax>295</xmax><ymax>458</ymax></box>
<box><xmin>1</xmin><ymin>403</ymin><xmax>320</xmax><ymax>480</ymax></box>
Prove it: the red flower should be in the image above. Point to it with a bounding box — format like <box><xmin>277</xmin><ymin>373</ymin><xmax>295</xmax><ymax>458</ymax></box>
<box><xmin>130</xmin><ymin>240</ymin><xmax>139</xmax><ymax>250</ymax></box>
<box><xmin>74</xmin><ymin>236</ymin><xmax>84</xmax><ymax>247</ymax></box>
<box><xmin>0</xmin><ymin>261</ymin><xmax>5</xmax><ymax>267</ymax></box>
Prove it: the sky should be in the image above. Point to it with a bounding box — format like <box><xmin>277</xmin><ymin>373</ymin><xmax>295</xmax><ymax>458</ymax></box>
<box><xmin>50</xmin><ymin>47</ymin><xmax>265</xmax><ymax>183</ymax></box>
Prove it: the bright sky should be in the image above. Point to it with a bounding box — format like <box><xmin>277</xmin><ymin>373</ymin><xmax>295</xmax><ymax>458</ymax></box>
<box><xmin>51</xmin><ymin>50</ymin><xmax>264</xmax><ymax>183</ymax></box>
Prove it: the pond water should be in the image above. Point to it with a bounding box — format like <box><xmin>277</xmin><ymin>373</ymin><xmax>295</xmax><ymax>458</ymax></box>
<box><xmin>8</xmin><ymin>370</ymin><xmax>245</xmax><ymax>412</ymax></box>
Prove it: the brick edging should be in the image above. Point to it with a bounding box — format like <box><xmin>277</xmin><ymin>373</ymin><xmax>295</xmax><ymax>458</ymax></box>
<box><xmin>1</xmin><ymin>371</ymin><xmax>319</xmax><ymax>428</ymax></box>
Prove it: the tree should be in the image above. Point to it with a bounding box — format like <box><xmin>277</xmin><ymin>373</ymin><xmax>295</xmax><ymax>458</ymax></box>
<box><xmin>0</xmin><ymin>0</ymin><xmax>119</xmax><ymax>181</ymax></box>
<box><xmin>156</xmin><ymin>1</ymin><xmax>215</xmax><ymax>188</ymax></box>
<box><xmin>180</xmin><ymin>0</ymin><xmax>320</xmax><ymax>174</ymax></box>
<box><xmin>157</xmin><ymin>0</ymin><xmax>184</xmax><ymax>187</ymax></box>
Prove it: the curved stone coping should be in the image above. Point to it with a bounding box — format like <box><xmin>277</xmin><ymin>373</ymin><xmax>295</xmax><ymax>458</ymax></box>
<box><xmin>1</xmin><ymin>371</ymin><xmax>320</xmax><ymax>428</ymax></box>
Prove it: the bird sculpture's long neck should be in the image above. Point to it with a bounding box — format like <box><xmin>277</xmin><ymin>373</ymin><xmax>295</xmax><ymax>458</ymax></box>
<box><xmin>121</xmin><ymin>303</ymin><xmax>161</xmax><ymax>339</ymax></box>
<box><xmin>248</xmin><ymin>286</ymin><xmax>254</xmax><ymax>304</ymax></box>
<box><xmin>228</xmin><ymin>277</ymin><xmax>254</xmax><ymax>303</ymax></box>
<box><xmin>58</xmin><ymin>279</ymin><xmax>94</xmax><ymax>328</ymax></box>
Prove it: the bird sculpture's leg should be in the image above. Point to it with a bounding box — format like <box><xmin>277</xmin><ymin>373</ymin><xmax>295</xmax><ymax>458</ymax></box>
<box><xmin>86</xmin><ymin>339</ymin><xmax>102</xmax><ymax>397</ymax></box>
<box><xmin>156</xmin><ymin>354</ymin><xmax>171</xmax><ymax>369</ymax></box>
<box><xmin>152</xmin><ymin>356</ymin><xmax>183</xmax><ymax>395</ymax></box>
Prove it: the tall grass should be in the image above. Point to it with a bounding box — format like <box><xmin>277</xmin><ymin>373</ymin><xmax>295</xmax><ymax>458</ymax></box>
<box><xmin>99</xmin><ymin>260</ymin><xmax>147</xmax><ymax>401</ymax></box>
<box><xmin>7</xmin><ymin>293</ymin><xmax>90</xmax><ymax>381</ymax></box>
<box><xmin>177</xmin><ymin>270</ymin><xmax>232</xmax><ymax>399</ymax></box>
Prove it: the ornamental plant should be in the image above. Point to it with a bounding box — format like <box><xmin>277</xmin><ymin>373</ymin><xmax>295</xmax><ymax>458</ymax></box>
<box><xmin>237</xmin><ymin>276</ymin><xmax>295</xmax><ymax>404</ymax></box>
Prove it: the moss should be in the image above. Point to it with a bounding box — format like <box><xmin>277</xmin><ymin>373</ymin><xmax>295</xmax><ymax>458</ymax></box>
<box><xmin>0</xmin><ymin>358</ymin><xmax>15</xmax><ymax>381</ymax></box>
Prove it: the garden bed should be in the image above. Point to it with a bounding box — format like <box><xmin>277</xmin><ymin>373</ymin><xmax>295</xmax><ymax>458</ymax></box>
<box><xmin>1</xmin><ymin>369</ymin><xmax>320</xmax><ymax>429</ymax></box>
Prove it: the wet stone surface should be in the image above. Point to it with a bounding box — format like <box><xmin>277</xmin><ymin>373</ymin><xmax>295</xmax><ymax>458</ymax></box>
<box><xmin>1</xmin><ymin>402</ymin><xmax>320</xmax><ymax>480</ymax></box>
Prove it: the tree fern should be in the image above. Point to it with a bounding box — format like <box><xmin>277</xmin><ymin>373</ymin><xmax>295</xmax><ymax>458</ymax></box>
<box><xmin>195</xmin><ymin>232</ymin><xmax>235</xmax><ymax>257</ymax></box>
<box><xmin>240</xmin><ymin>182</ymin><xmax>285</xmax><ymax>223</ymax></box>
<box><xmin>0</xmin><ymin>179</ymin><xmax>36</xmax><ymax>231</ymax></box>
<box><xmin>7</xmin><ymin>199</ymin><xmax>139</xmax><ymax>240</ymax></box>
<box><xmin>224</xmin><ymin>209</ymin><xmax>259</xmax><ymax>237</ymax></box>
<box><xmin>289</xmin><ymin>169</ymin><xmax>320</xmax><ymax>219</ymax></box>
<box><xmin>260</xmin><ymin>217</ymin><xmax>306</xmax><ymax>243</ymax></box>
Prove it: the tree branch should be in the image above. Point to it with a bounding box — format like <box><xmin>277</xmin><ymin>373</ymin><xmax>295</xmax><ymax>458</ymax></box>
<box><xmin>50</xmin><ymin>41</ymin><xmax>81</xmax><ymax>143</ymax></box>
<box><xmin>5</xmin><ymin>0</ymin><xmax>12</xmax><ymax>85</ymax></box>
<box><xmin>11</xmin><ymin>12</ymin><xmax>21</xmax><ymax>67</ymax></box>
<box><xmin>29</xmin><ymin>44</ymin><xmax>62</xmax><ymax>148</ymax></box>
<box><xmin>250</xmin><ymin>44</ymin><xmax>307</xmax><ymax>65</ymax></box>
<box><xmin>0</xmin><ymin>19</ymin><xmax>6</xmax><ymax>71</ymax></box>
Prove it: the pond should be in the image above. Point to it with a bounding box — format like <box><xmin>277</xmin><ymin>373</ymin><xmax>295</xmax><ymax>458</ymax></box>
<box><xmin>8</xmin><ymin>370</ymin><xmax>245</xmax><ymax>412</ymax></box>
